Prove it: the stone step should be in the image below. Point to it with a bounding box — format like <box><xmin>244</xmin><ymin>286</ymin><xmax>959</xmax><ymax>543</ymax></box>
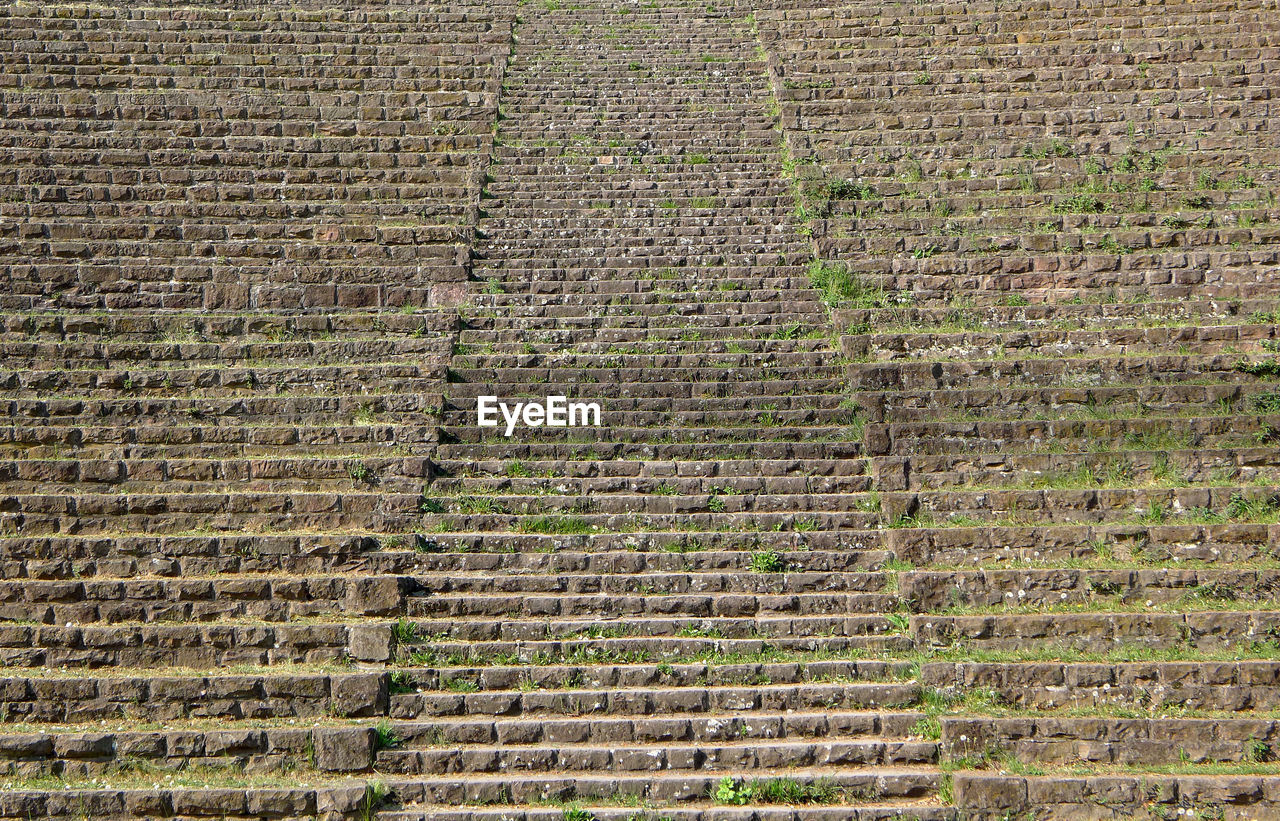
<box><xmin>441</xmin><ymin>377</ymin><xmax>849</xmax><ymax>398</ymax></box>
<box><xmin>399</xmin><ymin>634</ymin><xmax>912</xmax><ymax>668</ymax></box>
<box><xmin>401</xmin><ymin>656</ymin><xmax>914</xmax><ymax>692</ymax></box>
<box><xmin>895</xmin><ymin>482</ymin><xmax>1280</xmax><ymax>526</ymax></box>
<box><xmin>0</xmin><ymin>668</ymin><xmax>387</xmax><ymax>723</ymax></box>
<box><xmin>407</xmin><ymin>591</ymin><xmax>896</xmax><ymax>619</ymax></box>
<box><xmin>0</xmin><ymin>312</ymin><xmax>458</xmax><ymax>342</ymax></box>
<box><xmin>913</xmin><ymin>609</ymin><xmax>1280</xmax><ymax>652</ymax></box>
<box><xmin>0</xmin><ymin>338</ymin><xmax>448</xmax><ymax>369</ymax></box>
<box><xmin>894</xmin><ymin>445</ymin><xmax>1280</xmax><ymax>491</ymax></box>
<box><xmin>0</xmin><ymin>532</ymin><xmax>393</xmax><ymax>578</ymax></box>
<box><xmin>953</xmin><ymin>772</ymin><xmax>1280</xmax><ymax>819</ymax></box>
<box><xmin>901</xmin><ymin>567</ymin><xmax>1280</xmax><ymax>612</ymax></box>
<box><xmin>941</xmin><ymin>714</ymin><xmax>1280</xmax><ymax>766</ymax></box>
<box><xmin>379</xmin><ymin>806</ymin><xmax>956</xmax><ymax>821</ymax></box>
<box><xmin>846</xmin><ymin>324</ymin><xmax>1280</xmax><ymax>363</ymax></box>
<box><xmin>436</xmin><ymin>424</ymin><xmax>858</xmax><ymax>446</ymax></box>
<box><xmin>923</xmin><ymin>655</ymin><xmax>1280</xmax><ymax>709</ymax></box>
<box><xmin>391</xmin><ymin>709</ymin><xmax>926</xmax><ymax>747</ymax></box>
<box><xmin>0</xmin><ymin>722</ymin><xmax>378</xmax><ymax>778</ymax></box>
<box><xmin>414</xmin><ymin>491</ymin><xmax>883</xmax><ymax>517</ymax></box>
<box><xmin>815</xmin><ymin>265</ymin><xmax>1280</xmax><ymax>308</ymax></box>
<box><xmin>0</xmin><ymin>414</ymin><xmax>443</xmax><ymax>439</ymax></box>
<box><xmin>858</xmin><ymin>382</ymin><xmax>1276</xmax><ymax>424</ymax></box>
<box><xmin>832</xmin><ymin>300</ymin><xmax>1277</xmax><ymax>333</ymax></box>
<box><xmin>0</xmin><ymin>363</ymin><xmax>443</xmax><ymax>398</ymax></box>
<box><xmin>382</xmin><ymin>768</ymin><xmax>942</xmax><ymax>809</ymax></box>
<box><xmin>415</xmin><ymin>510</ymin><xmax>880</xmax><ymax>534</ymax></box>
<box><xmin>889</xmin><ymin>521</ymin><xmax>1279</xmax><ymax>566</ymax></box>
<box><xmin>4</xmin><ymin>393</ymin><xmax>442</xmax><ymax>426</ymax></box>
<box><xmin>0</xmin><ymin>456</ymin><xmax>425</xmax><ymax>493</ymax></box>
<box><xmin>402</xmin><ymin>612</ymin><xmax>902</xmax><ymax>642</ymax></box>
<box><xmin>847</xmin><ymin>351</ymin><xmax>1278</xmax><ymax>392</ymax></box>
<box><xmin>413</xmin><ymin>570</ymin><xmax>888</xmax><ymax>596</ymax></box>
<box><xmin>453</xmin><ymin>338</ymin><xmax>834</xmax><ymax>355</ymax></box>
<box><xmin>0</xmin><ymin>784</ymin><xmax>371</xmax><ymax>821</ymax></box>
<box><xmin>406</xmin><ymin>542</ymin><xmax>891</xmax><ymax>571</ymax></box>
<box><xmin>871</xmin><ymin>415</ymin><xmax>1280</xmax><ymax>457</ymax></box>
<box><xmin>394</xmin><ymin>676</ymin><xmax>926</xmax><ymax>722</ymax></box>
<box><xmin>439</xmin><ymin>395</ymin><xmax>851</xmax><ymax>418</ymax></box>
<box><xmin>429</xmin><ymin>472</ymin><xmax>873</xmax><ymax>497</ymax></box>
<box><xmin>0</xmin><ymin>620</ymin><xmax>373</xmax><ymax>669</ymax></box>
<box><xmin>430</xmin><ymin>456</ymin><xmax>866</xmax><ymax>479</ymax></box>
<box><xmin>448</xmin><ymin>350</ymin><xmax>839</xmax><ymax>370</ymax></box>
<box><xmin>0</xmin><ymin>574</ymin><xmax>405</xmax><ymax>625</ymax></box>
<box><xmin>459</xmin><ymin>312</ymin><xmax>827</xmax><ymax>332</ymax></box>
<box><xmin>375</xmin><ymin>737</ymin><xmax>938</xmax><ymax>775</ymax></box>
<box><xmin>459</xmin><ymin>300</ymin><xmax>831</xmax><ymax>319</ymax></box>
<box><xmin>429</xmin><ymin>440</ymin><xmax>863</xmax><ymax>463</ymax></box>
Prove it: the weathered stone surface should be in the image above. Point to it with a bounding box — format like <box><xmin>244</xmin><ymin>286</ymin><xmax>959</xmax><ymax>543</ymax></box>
<box><xmin>313</xmin><ymin>728</ymin><xmax>375</xmax><ymax>773</ymax></box>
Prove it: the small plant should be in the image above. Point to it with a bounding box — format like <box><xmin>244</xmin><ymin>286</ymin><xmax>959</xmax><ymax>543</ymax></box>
<box><xmin>912</xmin><ymin>715</ymin><xmax>942</xmax><ymax>740</ymax></box>
<box><xmin>748</xmin><ymin>551</ymin><xmax>785</xmax><ymax>573</ymax></box>
<box><xmin>1017</xmin><ymin>165</ymin><xmax>1037</xmax><ymax>193</ymax></box>
<box><xmin>1245</xmin><ymin>737</ymin><xmax>1272</xmax><ymax>763</ymax></box>
<box><xmin>391</xmin><ymin>618</ymin><xmax>419</xmax><ymax>645</ymax></box>
<box><xmin>360</xmin><ymin>781</ymin><xmax>390</xmax><ymax>821</ymax></box>
<box><xmin>900</xmin><ymin>159</ymin><xmax>924</xmax><ymax>182</ymax></box>
<box><xmin>1252</xmin><ymin>393</ymin><xmax>1280</xmax><ymax>413</ymax></box>
<box><xmin>807</xmin><ymin>259</ymin><xmax>902</xmax><ymax>309</ymax></box>
<box><xmin>1096</xmin><ymin>235</ymin><xmax>1128</xmax><ymax>254</ymax></box>
<box><xmin>713</xmin><ymin>776</ymin><xmax>754</xmax><ymax>805</ymax></box>
<box><xmin>1226</xmin><ymin>492</ymin><xmax>1280</xmax><ymax>520</ymax></box>
<box><xmin>374</xmin><ymin>720</ymin><xmax>401</xmax><ymax>750</ymax></box>
<box><xmin>1236</xmin><ymin>358</ymin><xmax>1280</xmax><ymax>377</ymax></box>
<box><xmin>818</xmin><ymin>178</ymin><xmax>875</xmax><ymax>201</ymax></box>
<box><xmin>913</xmin><ymin>71</ymin><xmax>932</xmax><ymax>85</ymax></box>
<box><xmin>443</xmin><ymin>676</ymin><xmax>479</xmax><ymax>692</ymax></box>
<box><xmin>1139</xmin><ymin>502</ymin><xmax>1168</xmax><ymax>524</ymax></box>
<box><xmin>713</xmin><ymin>777</ymin><xmax>842</xmax><ymax>805</ymax></box>
<box><xmin>388</xmin><ymin>671</ymin><xmax>414</xmax><ymax>694</ymax></box>
<box><xmin>563</xmin><ymin>808</ymin><xmax>596</xmax><ymax>821</ymax></box>
<box><xmin>1023</xmin><ymin>138</ymin><xmax>1074</xmax><ymax>159</ymax></box>
<box><xmin>457</xmin><ymin>496</ymin><xmax>506</xmax><ymax>515</ymax></box>
<box><xmin>348</xmin><ymin>461</ymin><xmax>374</xmax><ymax>483</ymax></box>
<box><xmin>1053</xmin><ymin>192</ymin><xmax>1106</xmax><ymax>213</ymax></box>
<box><xmin>517</xmin><ymin>515</ymin><xmax>592</xmax><ymax>534</ymax></box>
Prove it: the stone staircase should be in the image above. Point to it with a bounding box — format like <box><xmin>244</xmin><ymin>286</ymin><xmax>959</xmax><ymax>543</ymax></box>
<box><xmin>756</xmin><ymin>0</ymin><xmax>1280</xmax><ymax>817</ymax></box>
<box><xmin>0</xmin><ymin>0</ymin><xmax>1279</xmax><ymax>819</ymax></box>
<box><xmin>385</xmin><ymin>2</ymin><xmax>947</xmax><ymax>817</ymax></box>
<box><xmin>0</xmin><ymin>0</ymin><xmax>513</xmax><ymax>311</ymax></box>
